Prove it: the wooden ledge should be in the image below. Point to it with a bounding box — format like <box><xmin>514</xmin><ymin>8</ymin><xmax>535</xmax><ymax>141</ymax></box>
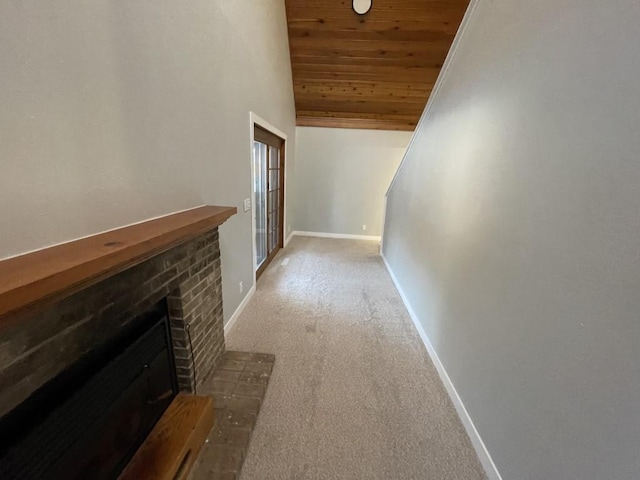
<box><xmin>0</xmin><ymin>205</ymin><xmax>236</xmax><ymax>324</ymax></box>
<box><xmin>119</xmin><ymin>393</ymin><xmax>215</xmax><ymax>480</ymax></box>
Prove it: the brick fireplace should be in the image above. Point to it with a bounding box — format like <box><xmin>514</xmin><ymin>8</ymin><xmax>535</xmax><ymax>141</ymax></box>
<box><xmin>0</xmin><ymin>205</ymin><xmax>236</xmax><ymax>478</ymax></box>
<box><xmin>0</xmin><ymin>228</ymin><xmax>227</xmax><ymax>419</ymax></box>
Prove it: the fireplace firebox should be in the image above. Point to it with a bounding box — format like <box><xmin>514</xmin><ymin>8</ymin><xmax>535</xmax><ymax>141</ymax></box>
<box><xmin>0</xmin><ymin>300</ymin><xmax>178</xmax><ymax>480</ymax></box>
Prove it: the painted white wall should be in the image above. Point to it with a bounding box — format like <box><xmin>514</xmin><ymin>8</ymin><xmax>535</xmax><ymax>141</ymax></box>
<box><xmin>0</xmin><ymin>0</ymin><xmax>296</xmax><ymax>322</ymax></box>
<box><xmin>383</xmin><ymin>1</ymin><xmax>640</xmax><ymax>479</ymax></box>
<box><xmin>294</xmin><ymin>127</ymin><xmax>411</xmax><ymax>237</ymax></box>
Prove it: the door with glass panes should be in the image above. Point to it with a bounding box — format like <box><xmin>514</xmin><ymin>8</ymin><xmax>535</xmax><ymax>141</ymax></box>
<box><xmin>253</xmin><ymin>126</ymin><xmax>284</xmax><ymax>278</ymax></box>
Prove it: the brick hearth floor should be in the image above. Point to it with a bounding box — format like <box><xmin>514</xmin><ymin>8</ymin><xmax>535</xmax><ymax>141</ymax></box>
<box><xmin>190</xmin><ymin>351</ymin><xmax>275</xmax><ymax>480</ymax></box>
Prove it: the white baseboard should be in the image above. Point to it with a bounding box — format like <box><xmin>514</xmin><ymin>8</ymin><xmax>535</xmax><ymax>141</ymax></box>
<box><xmin>224</xmin><ymin>284</ymin><xmax>256</xmax><ymax>336</ymax></box>
<box><xmin>381</xmin><ymin>253</ymin><xmax>503</xmax><ymax>480</ymax></box>
<box><xmin>293</xmin><ymin>230</ymin><xmax>381</xmax><ymax>241</ymax></box>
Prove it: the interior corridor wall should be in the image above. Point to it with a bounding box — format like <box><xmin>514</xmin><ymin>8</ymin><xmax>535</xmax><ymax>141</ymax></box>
<box><xmin>295</xmin><ymin>127</ymin><xmax>411</xmax><ymax>237</ymax></box>
<box><xmin>383</xmin><ymin>1</ymin><xmax>640</xmax><ymax>479</ymax></box>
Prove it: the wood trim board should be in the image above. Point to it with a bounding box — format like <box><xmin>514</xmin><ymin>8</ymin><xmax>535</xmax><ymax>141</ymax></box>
<box><xmin>0</xmin><ymin>206</ymin><xmax>236</xmax><ymax>324</ymax></box>
<box><xmin>118</xmin><ymin>393</ymin><xmax>215</xmax><ymax>480</ymax></box>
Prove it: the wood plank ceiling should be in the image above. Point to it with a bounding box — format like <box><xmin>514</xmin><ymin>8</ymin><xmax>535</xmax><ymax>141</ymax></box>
<box><xmin>284</xmin><ymin>0</ymin><xmax>470</xmax><ymax>131</ymax></box>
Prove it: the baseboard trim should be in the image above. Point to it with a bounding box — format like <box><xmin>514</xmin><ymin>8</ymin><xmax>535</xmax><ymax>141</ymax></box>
<box><xmin>224</xmin><ymin>284</ymin><xmax>256</xmax><ymax>336</ymax></box>
<box><xmin>293</xmin><ymin>231</ymin><xmax>381</xmax><ymax>241</ymax></box>
<box><xmin>380</xmin><ymin>253</ymin><xmax>503</xmax><ymax>480</ymax></box>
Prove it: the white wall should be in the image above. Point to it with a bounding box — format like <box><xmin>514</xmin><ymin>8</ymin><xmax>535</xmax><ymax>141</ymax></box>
<box><xmin>384</xmin><ymin>1</ymin><xmax>640</xmax><ymax>479</ymax></box>
<box><xmin>294</xmin><ymin>127</ymin><xmax>411</xmax><ymax>237</ymax></box>
<box><xmin>0</xmin><ymin>0</ymin><xmax>296</xmax><ymax>322</ymax></box>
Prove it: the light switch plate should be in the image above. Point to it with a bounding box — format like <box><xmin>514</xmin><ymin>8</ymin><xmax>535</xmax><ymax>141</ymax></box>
<box><xmin>243</xmin><ymin>198</ymin><xmax>251</xmax><ymax>212</ymax></box>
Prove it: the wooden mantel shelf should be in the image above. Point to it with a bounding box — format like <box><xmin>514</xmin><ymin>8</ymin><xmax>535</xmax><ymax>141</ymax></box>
<box><xmin>0</xmin><ymin>205</ymin><xmax>236</xmax><ymax>323</ymax></box>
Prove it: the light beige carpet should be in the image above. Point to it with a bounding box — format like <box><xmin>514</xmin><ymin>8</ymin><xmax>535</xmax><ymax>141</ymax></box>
<box><xmin>226</xmin><ymin>236</ymin><xmax>486</xmax><ymax>480</ymax></box>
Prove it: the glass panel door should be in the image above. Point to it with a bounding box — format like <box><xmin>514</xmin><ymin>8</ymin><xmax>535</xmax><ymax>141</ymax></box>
<box><xmin>253</xmin><ymin>141</ymin><xmax>268</xmax><ymax>268</ymax></box>
<box><xmin>267</xmin><ymin>145</ymin><xmax>281</xmax><ymax>255</ymax></box>
<box><xmin>253</xmin><ymin>125</ymin><xmax>284</xmax><ymax>278</ymax></box>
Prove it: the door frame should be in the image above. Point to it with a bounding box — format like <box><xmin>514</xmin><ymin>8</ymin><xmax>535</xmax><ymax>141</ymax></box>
<box><xmin>249</xmin><ymin>112</ymin><xmax>288</xmax><ymax>285</ymax></box>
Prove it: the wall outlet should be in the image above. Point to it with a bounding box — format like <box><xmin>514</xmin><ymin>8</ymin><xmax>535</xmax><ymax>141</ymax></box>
<box><xmin>243</xmin><ymin>198</ymin><xmax>251</xmax><ymax>212</ymax></box>
<box><xmin>362</xmin><ymin>224</ymin><xmax>367</xmax><ymax>231</ymax></box>
<box><xmin>239</xmin><ymin>281</ymin><xmax>244</xmax><ymax>293</ymax></box>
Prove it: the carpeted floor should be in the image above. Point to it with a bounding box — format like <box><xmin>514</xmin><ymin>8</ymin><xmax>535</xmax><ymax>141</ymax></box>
<box><xmin>226</xmin><ymin>236</ymin><xmax>486</xmax><ymax>480</ymax></box>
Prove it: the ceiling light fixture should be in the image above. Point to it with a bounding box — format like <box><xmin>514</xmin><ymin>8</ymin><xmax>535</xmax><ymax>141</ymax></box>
<box><xmin>353</xmin><ymin>0</ymin><xmax>372</xmax><ymax>15</ymax></box>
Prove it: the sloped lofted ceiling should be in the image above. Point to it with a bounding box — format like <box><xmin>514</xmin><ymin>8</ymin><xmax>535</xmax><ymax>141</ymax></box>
<box><xmin>284</xmin><ymin>0</ymin><xmax>470</xmax><ymax>131</ymax></box>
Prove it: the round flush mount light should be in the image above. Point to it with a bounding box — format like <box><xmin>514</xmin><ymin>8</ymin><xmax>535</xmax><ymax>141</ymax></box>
<box><xmin>353</xmin><ymin>0</ymin><xmax>372</xmax><ymax>15</ymax></box>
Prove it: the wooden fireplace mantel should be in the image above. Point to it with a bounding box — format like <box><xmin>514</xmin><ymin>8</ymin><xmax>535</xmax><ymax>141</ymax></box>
<box><xmin>0</xmin><ymin>205</ymin><xmax>236</xmax><ymax>323</ymax></box>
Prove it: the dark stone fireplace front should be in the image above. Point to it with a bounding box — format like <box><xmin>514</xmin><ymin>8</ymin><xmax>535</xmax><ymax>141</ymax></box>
<box><xmin>0</xmin><ymin>300</ymin><xmax>177</xmax><ymax>479</ymax></box>
<box><xmin>0</xmin><ymin>228</ymin><xmax>227</xmax><ymax>478</ymax></box>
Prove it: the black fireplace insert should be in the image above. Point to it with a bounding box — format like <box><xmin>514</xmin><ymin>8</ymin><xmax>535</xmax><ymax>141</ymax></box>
<box><xmin>0</xmin><ymin>300</ymin><xmax>179</xmax><ymax>480</ymax></box>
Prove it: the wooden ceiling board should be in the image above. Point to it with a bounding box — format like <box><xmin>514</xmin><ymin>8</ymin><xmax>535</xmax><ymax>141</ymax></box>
<box><xmin>292</xmin><ymin>65</ymin><xmax>443</xmax><ymax>85</ymax></box>
<box><xmin>295</xmin><ymin>100</ymin><xmax>426</xmax><ymax>116</ymax></box>
<box><xmin>296</xmin><ymin>110</ymin><xmax>421</xmax><ymax>121</ymax></box>
<box><xmin>288</xmin><ymin>27</ymin><xmax>456</xmax><ymax>43</ymax></box>
<box><xmin>285</xmin><ymin>0</ymin><xmax>469</xmax><ymax>130</ymax></box>
<box><xmin>296</xmin><ymin>116</ymin><xmax>416</xmax><ymax>131</ymax></box>
<box><xmin>295</xmin><ymin>82</ymin><xmax>434</xmax><ymax>98</ymax></box>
